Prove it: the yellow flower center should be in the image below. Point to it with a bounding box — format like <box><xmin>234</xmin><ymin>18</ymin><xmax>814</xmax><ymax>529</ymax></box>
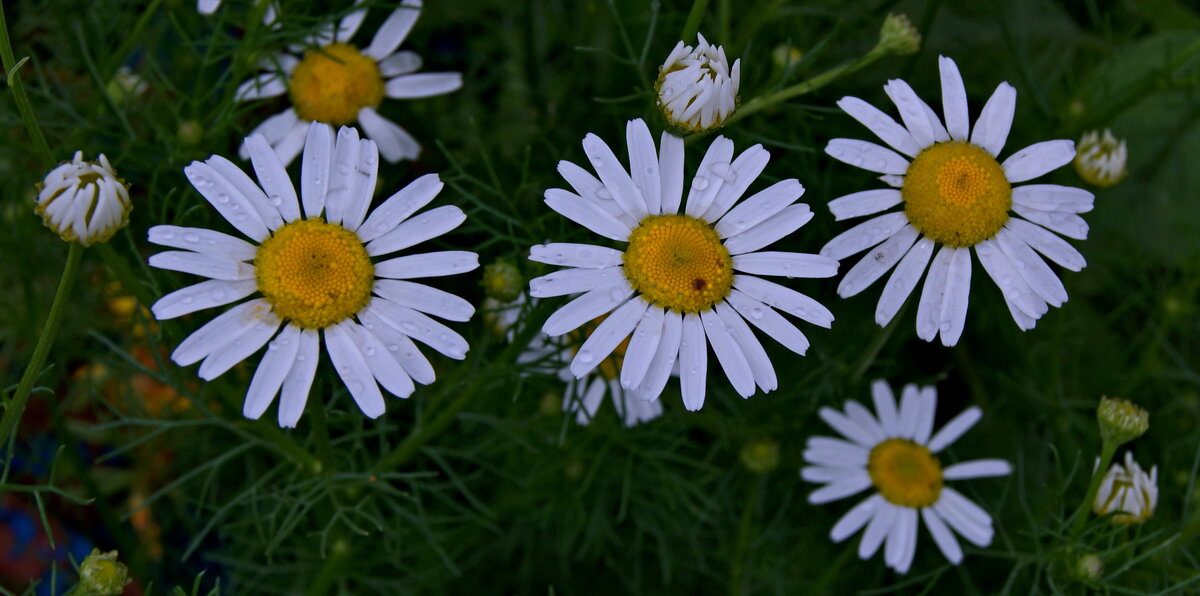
<box><xmin>622</xmin><ymin>215</ymin><xmax>733</xmax><ymax>313</ymax></box>
<box><xmin>902</xmin><ymin>142</ymin><xmax>1011</xmax><ymax>247</ymax></box>
<box><xmin>289</xmin><ymin>43</ymin><xmax>385</xmax><ymax>125</ymax></box>
<box><xmin>867</xmin><ymin>438</ymin><xmax>943</xmax><ymax>508</ymax></box>
<box><xmin>255</xmin><ymin>219</ymin><xmax>374</xmax><ymax>329</ymax></box>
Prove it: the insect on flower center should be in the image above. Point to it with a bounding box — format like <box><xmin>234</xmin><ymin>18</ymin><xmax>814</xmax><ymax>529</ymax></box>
<box><xmin>622</xmin><ymin>215</ymin><xmax>733</xmax><ymax>314</ymax></box>
<box><xmin>867</xmin><ymin>438</ymin><xmax>943</xmax><ymax>508</ymax></box>
<box><xmin>255</xmin><ymin>219</ymin><xmax>374</xmax><ymax>329</ymax></box>
<box><xmin>902</xmin><ymin>142</ymin><xmax>1011</xmax><ymax>247</ymax></box>
<box><xmin>289</xmin><ymin>43</ymin><xmax>385</xmax><ymax>125</ymax></box>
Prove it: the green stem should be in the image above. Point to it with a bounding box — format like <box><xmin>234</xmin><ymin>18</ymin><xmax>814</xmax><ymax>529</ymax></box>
<box><xmin>370</xmin><ymin>384</ymin><xmax>477</xmax><ymax>475</ymax></box>
<box><xmin>1069</xmin><ymin>440</ymin><xmax>1118</xmax><ymax>543</ymax></box>
<box><xmin>849</xmin><ymin>300</ymin><xmax>908</xmax><ymax>383</ymax></box>
<box><xmin>0</xmin><ymin>0</ymin><xmax>54</xmax><ymax>166</ymax></box>
<box><xmin>310</xmin><ymin>394</ymin><xmax>334</xmax><ymax>478</ymax></box>
<box><xmin>680</xmin><ymin>0</ymin><xmax>710</xmax><ymax>43</ymax></box>
<box><xmin>729</xmin><ymin>476</ymin><xmax>763</xmax><ymax>596</ymax></box>
<box><xmin>0</xmin><ymin>243</ymin><xmax>83</xmax><ymax>449</ymax></box>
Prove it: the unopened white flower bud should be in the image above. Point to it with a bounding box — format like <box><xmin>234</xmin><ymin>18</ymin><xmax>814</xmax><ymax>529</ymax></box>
<box><xmin>656</xmin><ymin>34</ymin><xmax>740</xmax><ymax>133</ymax></box>
<box><xmin>36</xmin><ymin>151</ymin><xmax>132</xmax><ymax>246</ymax></box>
<box><xmin>1074</xmin><ymin>129</ymin><xmax>1127</xmax><ymax>188</ymax></box>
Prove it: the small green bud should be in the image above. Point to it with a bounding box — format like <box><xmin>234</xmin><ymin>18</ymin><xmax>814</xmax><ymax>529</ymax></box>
<box><xmin>1074</xmin><ymin>553</ymin><xmax>1104</xmax><ymax>583</ymax></box>
<box><xmin>1097</xmin><ymin>397</ymin><xmax>1148</xmax><ymax>446</ymax></box>
<box><xmin>878</xmin><ymin>14</ymin><xmax>921</xmax><ymax>57</ymax></box>
<box><xmin>178</xmin><ymin>120</ymin><xmax>204</xmax><ymax>147</ymax></box>
<box><xmin>739</xmin><ymin>437</ymin><xmax>779</xmax><ymax>475</ymax></box>
<box><xmin>78</xmin><ymin>549</ymin><xmax>130</xmax><ymax>596</ymax></box>
<box><xmin>481</xmin><ymin>259</ymin><xmax>524</xmax><ymax>303</ymax></box>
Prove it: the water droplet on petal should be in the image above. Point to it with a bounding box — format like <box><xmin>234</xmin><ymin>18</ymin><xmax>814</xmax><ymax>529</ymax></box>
<box><xmin>386</xmin><ymin>343</ymin><xmax>399</xmax><ymax>352</ymax></box>
<box><xmin>577</xmin><ymin>349</ymin><xmax>595</xmax><ymax>364</ymax></box>
<box><xmin>750</xmin><ymin>307</ymin><xmax>764</xmax><ymax>320</ymax></box>
<box><xmin>363</xmin><ymin>346</ymin><xmax>376</xmax><ymax>357</ymax></box>
<box><xmin>692</xmin><ymin>175</ymin><xmax>709</xmax><ymax>191</ymax></box>
<box><xmin>184</xmin><ymin>232</ymin><xmax>200</xmax><ymax>243</ymax></box>
<box><xmin>595</xmin><ymin>188</ymin><xmax>612</xmax><ymax>201</ymax></box>
<box><xmin>181</xmin><ymin>296</ymin><xmax>194</xmax><ymax>304</ymax></box>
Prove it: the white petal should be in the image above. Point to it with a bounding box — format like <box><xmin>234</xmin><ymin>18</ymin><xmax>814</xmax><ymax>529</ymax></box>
<box><xmin>152</xmin><ymin>278</ymin><xmax>257</xmax><ymax>320</ymax></box>
<box><xmin>733</xmin><ymin>275</ymin><xmax>834</xmax><ymax>328</ymax></box>
<box><xmin>543</xmin><ymin>188</ymin><xmax>632</xmax><ymax>241</ymax></box>
<box><xmin>831</xmin><ymin>494</ymin><xmax>885</xmax><ymax>543</ymax></box>
<box><xmin>935</xmin><ymin>488</ymin><xmax>994</xmax><ymax>547</ymax></box>
<box><xmin>845</xmin><ymin>401</ymin><xmax>888</xmax><ymax>445</ymax></box>
<box><xmin>939</xmin><ymin>56</ymin><xmax>970</xmax><ymax>142</ymax></box>
<box><xmin>879</xmin><ymin>174</ymin><xmax>906</xmax><ymax>188</ymax></box>
<box><xmin>198</xmin><ymin>0</ymin><xmax>220</xmax><ymax>14</ymax></box>
<box><xmin>235</xmin><ymin>73</ymin><xmax>286</xmax><ymax>102</ymax></box>
<box><xmin>244</xmin><ymin>134</ymin><xmax>301</xmax><ymax>223</ymax></box>
<box><xmin>825</xmin><ymin>139</ymin><xmax>910</xmax><ymax>174</ymax></box>
<box><xmin>836</xmin><ymin>96</ymin><xmax>921</xmax><ymax>157</ymax></box>
<box><xmin>974</xmin><ymin>238</ymin><xmax>1048</xmax><ymax>323</ymax></box>
<box><xmin>871</xmin><ymin>380</ymin><xmax>899</xmax><ymax>437</ymax></box>
<box><xmin>820</xmin><ymin>212</ymin><xmax>909</xmax><ymax>261</ymax></box>
<box><xmin>714</xmin><ymin>179</ymin><xmax>805</xmax><ymax>239</ymax></box>
<box><xmin>912</xmin><ymin>386</ymin><xmax>938</xmax><ymax>445</ymax></box>
<box><xmin>885</xmin><ymin>506</ymin><xmax>918</xmax><ymax>573</ymax></box>
<box><xmin>620</xmin><ymin>305</ymin><xmax>664</xmax><ymax>390</ymax></box>
<box><xmin>243</xmin><ymin>109</ymin><xmax>298</xmax><ymax>148</ymax></box>
<box><xmin>937</xmin><ymin>247</ymin><xmax>973</xmax><ymax>347</ymax></box>
<box><xmin>278</xmin><ymin>328</ymin><xmax>319</xmax><ymax>427</ymax></box>
<box><xmin>995</xmin><ymin>228</ymin><xmax>1067</xmax><ymax>307</ymax></box>
<box><xmin>970</xmin><ymin>82</ymin><xmax>1017</xmax><ymax>157</ymax></box>
<box><xmin>1002</xmin><ymin>140</ymin><xmax>1076</xmax><ymax>183</ymax></box>
<box><xmin>557</xmin><ymin>160</ymin><xmax>609</xmax><ymax>205</ymax></box>
<box><xmin>926</xmin><ymin>406</ymin><xmax>982</xmax><ymax>452</ymax></box>
<box><xmin>198</xmin><ymin>310</ymin><xmax>281</xmax><ymax>380</ymax></box>
<box><xmin>701</xmin><ymin>144</ymin><xmax>771</xmax><ymax>223</ymax></box>
<box><xmin>375</xmin><ymin>251</ymin><xmax>478</xmax><ymax>280</ymax></box>
<box><xmin>359</xmin><ymin>107</ymin><xmax>420</xmax><ymax>162</ymax></box>
<box><xmin>529</xmin><ymin>267</ymin><xmax>626</xmax><ymax>298</ymax></box>
<box><xmin>528</xmin><ymin>242</ymin><xmax>624</xmax><ymax>269</ymax></box>
<box><xmin>859</xmin><ymin>502</ymin><xmax>897</xmax><ymax>560</ymax></box>
<box><xmin>658</xmin><ymin>131</ymin><xmax>685</xmax><ymax>215</ymax></box>
<box><xmin>805</xmin><ymin>436</ymin><xmax>869</xmax><ymax>467</ymax></box>
<box><xmin>358</xmin><ymin>309</ymin><xmax>435</xmax><ymax>384</ymax></box>
<box><xmin>875</xmin><ymin>237</ymin><xmax>934</xmax><ymax>327</ymax></box>
<box><xmin>715</xmin><ymin>302</ymin><xmax>776</xmax><ymax>393</ymax></box>
<box><xmin>628</xmin><ymin>312</ymin><xmax>682</xmax><ymax>403</ymax></box>
<box><xmin>818</xmin><ymin>407</ymin><xmax>875</xmax><ymax>447</ymax></box>
<box><xmin>385</xmin><ymin>72</ymin><xmax>463</xmax><ymax>99</ymax></box>
<box><xmin>626</xmin><ymin>119</ymin><xmax>661</xmax><ymax>215</ymax></box>
<box><xmin>171</xmin><ymin>299</ymin><xmax>270</xmax><ymax>366</ymax></box>
<box><xmin>723</xmin><ymin>204</ymin><xmax>813</xmax><ymax>255</ymax></box>
<box><xmin>1005</xmin><ymin>219</ymin><xmax>1085</xmax><ymax>271</ymax></box>
<box><xmin>183</xmin><ymin>161</ymin><xmax>268</xmax><ymax>242</ymax></box>
<box><xmin>828</xmin><ymin>189</ymin><xmax>902</xmax><ymax>221</ymax></box>
<box><xmin>1012</xmin><ymin>184</ymin><xmax>1094</xmax><ymax>214</ymax></box>
<box><xmin>732</xmin><ymin>252</ymin><xmax>838</xmax><ymax>279</ymax></box>
<box><xmin>378</xmin><ymin>51</ymin><xmax>423</xmax><ymax>77</ymax></box>
<box><xmin>335</xmin><ymin>4</ymin><xmax>367</xmax><ymax>41</ymax></box>
<box><xmin>366</xmin><ymin>205</ymin><xmax>466</xmax><ymax>257</ymax></box>
<box><xmin>569</xmin><ymin>298</ymin><xmax>646</xmax><ymax>378</ymax></box>
<box><xmin>725</xmin><ymin>289</ymin><xmax>809</xmax><ymax>356</ymax></box>
<box><xmin>838</xmin><ymin>224</ymin><xmax>919</xmax><ymax>298</ymax></box>
<box><xmin>541</xmin><ymin>282</ymin><xmax>633</xmax><ymax>336</ymax></box>
<box><xmin>364</xmin><ymin>0</ymin><xmax>422</xmax><ymax>60</ymax></box>
<box><xmin>325</xmin><ymin>323</ymin><xmax>385</xmax><ymax>418</ymax></box>
<box><xmin>369</xmin><ymin>299</ymin><xmax>469</xmax><ymax>359</ymax></box>
<box><xmin>358</xmin><ymin>173</ymin><xmax>443</xmax><ymax>242</ymax></box>
<box><xmin>373</xmin><ymin>279</ymin><xmax>474</xmax><ymax>322</ymax></box>
<box><xmin>323</xmin><ymin>127</ymin><xmax>363</xmax><ymax>225</ymax></box>
<box><xmin>1011</xmin><ymin>205</ymin><xmax>1089</xmax><ymax>240</ymax></box>
<box><xmin>883</xmin><ymin>78</ymin><xmax>936</xmax><ymax>148</ymax></box>
<box><xmin>582</xmin><ymin>133</ymin><xmax>647</xmax><ymax>219</ymax></box>
<box><xmin>802</xmin><ymin>466</ymin><xmax>861</xmax><ymax>483</ymax></box>
<box><xmin>347</xmin><ymin>321</ymin><xmax>416</xmax><ymax>399</ymax></box>
<box><xmin>684</xmin><ymin>136</ymin><xmax>735</xmax><ymax>218</ymax></box>
<box><xmin>921</xmin><ymin>507</ymin><xmax>963</xmax><ymax>565</ymax></box>
<box><xmin>206</xmin><ymin>154</ymin><xmax>282</xmax><ymax>231</ymax></box>
<box><xmin>700</xmin><ymin>309</ymin><xmax>754</xmax><ymax>397</ymax></box>
<box><xmin>896</xmin><ymin>384</ymin><xmax>921</xmax><ymax>438</ymax></box>
<box><xmin>299</xmin><ymin>122</ymin><xmax>334</xmax><ymax>218</ymax></box>
<box><xmin>272</xmin><ymin>120</ymin><xmax>309</xmax><ymax>168</ymax></box>
<box><xmin>243</xmin><ymin>324</ymin><xmax>301</xmax><ymax>420</ymax></box>
<box><xmin>943</xmin><ymin>459</ymin><xmax>1012</xmax><ymax>480</ymax></box>
<box><xmin>148</xmin><ymin>251</ymin><xmax>255</xmax><ymax>281</ymax></box>
<box><xmin>147</xmin><ymin>225</ymin><xmax>257</xmax><ymax>261</ymax></box>
<box><xmin>808</xmin><ymin>472</ymin><xmax>872</xmax><ymax>504</ymax></box>
<box><xmin>678</xmin><ymin>314</ymin><xmax>708</xmax><ymax>411</ymax></box>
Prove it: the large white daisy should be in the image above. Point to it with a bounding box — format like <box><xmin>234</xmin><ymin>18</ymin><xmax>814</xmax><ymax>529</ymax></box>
<box><xmin>821</xmin><ymin>55</ymin><xmax>1093</xmax><ymax>346</ymax></box>
<box><xmin>528</xmin><ymin>118</ymin><xmax>837</xmax><ymax>411</ymax></box>
<box><xmin>148</xmin><ymin>122</ymin><xmax>478</xmax><ymax>427</ymax></box>
<box><xmin>803</xmin><ymin>380</ymin><xmax>1011</xmax><ymax>573</ymax></box>
<box><xmin>235</xmin><ymin>0</ymin><xmax>461</xmax><ymax>166</ymax></box>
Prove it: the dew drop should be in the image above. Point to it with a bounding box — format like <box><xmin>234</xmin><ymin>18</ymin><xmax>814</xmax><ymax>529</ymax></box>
<box><xmin>692</xmin><ymin>175</ymin><xmax>709</xmax><ymax>191</ymax></box>
<box><xmin>750</xmin><ymin>307</ymin><xmax>764</xmax><ymax>320</ymax></box>
<box><xmin>386</xmin><ymin>343</ymin><xmax>400</xmax><ymax>352</ymax></box>
<box><xmin>578</xmin><ymin>247</ymin><xmax>594</xmax><ymax>260</ymax></box>
<box><xmin>267</xmin><ymin>341</ymin><xmax>279</xmax><ymax>351</ymax></box>
<box><xmin>181</xmin><ymin>296</ymin><xmax>194</xmax><ymax>305</ymax></box>
<box><xmin>710</xmin><ymin>162</ymin><xmax>731</xmax><ymax>178</ymax></box>
<box><xmin>160</xmin><ymin>231</ymin><xmax>175</xmax><ymax>240</ymax></box>
<box><xmin>577</xmin><ymin>349</ymin><xmax>595</xmax><ymax>364</ymax></box>
<box><xmin>269</xmin><ymin>195</ymin><xmax>283</xmax><ymax>207</ymax></box>
<box><xmin>595</xmin><ymin>188</ymin><xmax>613</xmax><ymax>201</ymax></box>
<box><xmin>297</xmin><ymin>354</ymin><xmax>307</xmax><ymax>361</ymax></box>
<box><xmin>347</xmin><ymin>380</ymin><xmax>364</xmax><ymax>394</ymax></box>
<box><xmin>216</xmin><ymin>194</ymin><xmax>230</xmax><ymax>204</ymax></box>
<box><xmin>211</xmin><ymin>289</ymin><xmax>226</xmax><ymax>301</ymax></box>
<box><xmin>363</xmin><ymin>346</ymin><xmax>376</xmax><ymax>357</ymax></box>
<box><xmin>184</xmin><ymin>232</ymin><xmax>200</xmax><ymax>243</ymax></box>
<box><xmin>553</xmin><ymin>253</ymin><xmax>565</xmax><ymax>264</ymax></box>
<box><xmin>609</xmin><ymin>288</ymin><xmax>626</xmax><ymax>302</ymax></box>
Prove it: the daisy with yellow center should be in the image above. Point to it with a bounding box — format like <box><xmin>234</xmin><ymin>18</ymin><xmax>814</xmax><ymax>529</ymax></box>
<box><xmin>822</xmin><ymin>55</ymin><xmax>1093</xmax><ymax>345</ymax></box>
<box><xmin>235</xmin><ymin>0</ymin><xmax>462</xmax><ymax>166</ymax></box>
<box><xmin>529</xmin><ymin>118</ymin><xmax>837</xmax><ymax>411</ymax></box>
<box><xmin>802</xmin><ymin>380</ymin><xmax>1011</xmax><ymax>573</ymax></box>
<box><xmin>148</xmin><ymin>122</ymin><xmax>478</xmax><ymax>427</ymax></box>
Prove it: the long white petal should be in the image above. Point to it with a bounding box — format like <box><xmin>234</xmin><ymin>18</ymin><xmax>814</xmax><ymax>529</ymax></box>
<box><xmin>358</xmin><ymin>173</ymin><xmax>442</xmax><ymax>241</ymax></box>
<box><xmin>365</xmin><ymin>205</ymin><xmax>466</xmax><ymax>257</ymax></box>
<box><xmin>808</xmin><ymin>472</ymin><xmax>872</xmax><ymax>504</ymax></box>
<box><xmin>619</xmin><ymin>304</ymin><xmax>664</xmax><ymax>390</ymax></box>
<box><xmin>628</xmin><ymin>312</ymin><xmax>682</xmax><ymax>403</ymax></box>
<box><xmin>183</xmin><ymin>161</ymin><xmax>269</xmax><ymax>242</ymax></box>
<box><xmin>148</xmin><ymin>251</ymin><xmax>255</xmax><ymax>281</ymax></box>
<box><xmin>942</xmin><ymin>459</ymin><xmax>1012</xmax><ymax>479</ymax></box>
<box><xmin>858</xmin><ymin>502</ymin><xmax>897</xmax><ymax>560</ymax></box>
<box><xmin>915</xmin><ymin>246</ymin><xmax>951</xmax><ymax>342</ymax></box>
<box><xmin>871</xmin><ymin>380</ymin><xmax>899</xmax><ymax>437</ymax></box>
<box><xmin>921</xmin><ymin>507</ymin><xmax>963</xmax><ymax>565</ymax></box>
<box><xmin>684</xmin><ymin>136</ymin><xmax>734</xmax><ymax>218</ymax></box>
<box><xmin>701</xmin><ymin>144</ymin><xmax>771</xmax><ymax>223</ymax></box>
<box><xmin>734</xmin><ymin>275</ymin><xmax>834</xmax><ymax>328</ymax></box>
<box><xmin>529</xmin><ymin>267</ymin><xmax>626</xmax><ymax>298</ymax></box>
<box><xmin>364</xmin><ymin>0</ymin><xmax>422</xmax><ymax>61</ymax></box>
<box><xmin>626</xmin><ymin>119</ymin><xmax>661</xmax><ymax>215</ymax></box>
<box><xmin>541</xmin><ymin>282</ymin><xmax>633</xmax><ymax>336</ymax></box>
<box><xmin>152</xmin><ymin>278</ymin><xmax>258</xmax><ymax>320</ymax></box>
<box><xmin>937</xmin><ymin>247</ymin><xmax>972</xmax><ymax>347</ymax></box>
<box><xmin>369</xmin><ymin>299</ymin><xmax>469</xmax><ymax>359</ymax></box>
<box><xmin>828</xmin><ymin>189</ymin><xmax>902</xmax><ymax>221</ymax></box>
<box><xmin>568</xmin><ymin>298</ymin><xmax>646</xmax><ymax>378</ymax></box>
<box><xmin>243</xmin><ymin>324</ymin><xmax>302</xmax><ymax>420</ymax></box>
<box><xmin>582</xmin><ymin>133</ymin><xmax>647</xmax><ymax>219</ymax></box>
<box><xmin>732</xmin><ymin>252</ymin><xmax>838</xmax><ymax>279</ymax></box>
<box><xmin>836</xmin><ymin>96</ymin><xmax>921</xmax><ymax>157</ymax></box>
<box><xmin>277</xmin><ymin>328</ymin><xmax>319</xmax><ymax>427</ymax></box>
<box><xmin>235</xmin><ymin>73</ymin><xmax>286</xmax><ymax>102</ymax></box>
<box><xmin>528</xmin><ymin>243</ymin><xmax>624</xmax><ymax>269</ymax></box>
<box><xmin>385</xmin><ymin>72</ymin><xmax>463</xmax><ymax>99</ymax></box>
<box><xmin>912</xmin><ymin>386</ymin><xmax>938</xmax><ymax>445</ymax></box>
<box><xmin>722</xmin><ymin>204</ymin><xmax>813</xmax><ymax>255</ymax></box>
<box><xmin>373</xmin><ymin>279</ymin><xmax>474</xmax><ymax>322</ymax></box>
<box><xmin>939</xmin><ymin>56</ymin><xmax>970</xmax><ymax>142</ymax></box>
<box><xmin>244</xmin><ymin>134</ymin><xmax>301</xmax><ymax>223</ymax></box>
<box><xmin>1005</xmin><ymin>219</ymin><xmax>1085</xmax><ymax>271</ymax></box>
<box><xmin>358</xmin><ymin>107</ymin><xmax>421</xmax><ymax>163</ymax></box>
<box><xmin>725</xmin><ymin>290</ymin><xmax>810</xmax><ymax>356</ymax></box>
<box><xmin>374</xmin><ymin>251</ymin><xmax>479</xmax><ymax>280</ymax></box>
<box><xmin>838</xmin><ymin>224</ymin><xmax>918</xmax><ymax>298</ymax></box>
<box><xmin>678</xmin><ymin>314</ymin><xmax>708</xmax><ymax>411</ymax></box>
<box><xmin>358</xmin><ymin>309</ymin><xmax>435</xmax><ymax>384</ymax></box>
<box><xmin>825</xmin><ymin>139</ymin><xmax>910</xmax><ymax>174</ymax></box>
<box><xmin>543</xmin><ymin>188</ymin><xmax>632</xmax><ymax>241</ymax></box>
<box><xmin>147</xmin><ymin>225</ymin><xmax>257</xmax><ymax>261</ymax></box>
<box><xmin>325</xmin><ymin>322</ymin><xmax>385</xmax><ymax>418</ymax></box>
<box><xmin>1002</xmin><ymin>140</ymin><xmax>1076</xmax><ymax>183</ymax></box>
<box><xmin>820</xmin><ymin>212</ymin><xmax>909</xmax><ymax>261</ymax></box>
<box><xmin>926</xmin><ymin>406</ymin><xmax>982</xmax><ymax>452</ymax></box>
<box><xmin>346</xmin><ymin>321</ymin><xmax>415</xmax><ymax>399</ymax></box>
<box><xmin>830</xmin><ymin>494</ymin><xmax>885</xmax><ymax>543</ymax></box>
<box><xmin>197</xmin><ymin>310</ymin><xmax>281</xmax><ymax>380</ymax></box>
<box><xmin>700</xmin><ymin>309</ymin><xmax>754</xmax><ymax>397</ymax></box>
<box><xmin>1012</xmin><ymin>184</ymin><xmax>1094</xmax><ymax>214</ymax></box>
<box><xmin>299</xmin><ymin>123</ymin><xmax>333</xmax><ymax>218</ymax></box>
<box><xmin>970</xmin><ymin>82</ymin><xmax>1017</xmax><ymax>157</ymax></box>
<box><xmin>714</xmin><ymin>180</ymin><xmax>804</xmax><ymax>239</ymax></box>
<box><xmin>875</xmin><ymin>237</ymin><xmax>934</xmax><ymax>326</ymax></box>
<box><xmin>883</xmin><ymin>78</ymin><xmax>936</xmax><ymax>148</ymax></box>
<box><xmin>715</xmin><ymin>302</ymin><xmax>776</xmax><ymax>392</ymax></box>
<box><xmin>658</xmin><ymin>131</ymin><xmax>685</xmax><ymax>215</ymax></box>
<box><xmin>322</xmin><ymin>127</ymin><xmax>362</xmax><ymax>225</ymax></box>
<box><xmin>995</xmin><ymin>228</ymin><xmax>1067</xmax><ymax>307</ymax></box>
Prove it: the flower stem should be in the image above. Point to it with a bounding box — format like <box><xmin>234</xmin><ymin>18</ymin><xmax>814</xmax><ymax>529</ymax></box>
<box><xmin>0</xmin><ymin>243</ymin><xmax>83</xmax><ymax>449</ymax></box>
<box><xmin>680</xmin><ymin>0</ymin><xmax>710</xmax><ymax>43</ymax></box>
<box><xmin>1069</xmin><ymin>439</ymin><xmax>1118</xmax><ymax>543</ymax></box>
<box><xmin>0</xmin><ymin>0</ymin><xmax>54</xmax><ymax>166</ymax></box>
<box><xmin>850</xmin><ymin>299</ymin><xmax>908</xmax><ymax>384</ymax></box>
<box><xmin>729</xmin><ymin>476</ymin><xmax>763</xmax><ymax>596</ymax></box>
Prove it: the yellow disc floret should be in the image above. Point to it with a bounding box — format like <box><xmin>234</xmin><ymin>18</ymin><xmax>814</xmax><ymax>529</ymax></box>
<box><xmin>255</xmin><ymin>219</ymin><xmax>374</xmax><ymax>329</ymax></box>
<box><xmin>867</xmin><ymin>438</ymin><xmax>943</xmax><ymax>508</ymax></box>
<box><xmin>289</xmin><ymin>43</ymin><xmax>385</xmax><ymax>125</ymax></box>
<box><xmin>623</xmin><ymin>215</ymin><xmax>733</xmax><ymax>313</ymax></box>
<box><xmin>902</xmin><ymin>142</ymin><xmax>1012</xmax><ymax>247</ymax></box>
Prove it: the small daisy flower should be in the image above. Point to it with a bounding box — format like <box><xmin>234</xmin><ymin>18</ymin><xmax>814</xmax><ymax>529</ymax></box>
<box><xmin>236</xmin><ymin>0</ymin><xmax>462</xmax><ymax>165</ymax></box>
<box><xmin>149</xmin><ymin>122</ymin><xmax>478</xmax><ymax>427</ymax></box>
<box><xmin>1093</xmin><ymin>451</ymin><xmax>1157</xmax><ymax>525</ymax></box>
<box><xmin>822</xmin><ymin>55</ymin><xmax>1094</xmax><ymax>345</ymax></box>
<box><xmin>36</xmin><ymin>151</ymin><xmax>132</xmax><ymax>247</ymax></box>
<box><xmin>656</xmin><ymin>34</ymin><xmax>740</xmax><ymax>133</ymax></box>
<box><xmin>1073</xmin><ymin>129</ymin><xmax>1127</xmax><ymax>188</ymax></box>
<box><xmin>803</xmin><ymin>380</ymin><xmax>1011</xmax><ymax>573</ymax></box>
<box><xmin>529</xmin><ymin>118</ymin><xmax>836</xmax><ymax>411</ymax></box>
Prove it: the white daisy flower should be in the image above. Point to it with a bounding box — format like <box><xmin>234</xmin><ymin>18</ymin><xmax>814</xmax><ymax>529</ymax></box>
<box><xmin>198</xmin><ymin>0</ymin><xmax>220</xmax><ymax>14</ymax></box>
<box><xmin>656</xmin><ymin>33</ymin><xmax>741</xmax><ymax>133</ymax></box>
<box><xmin>1093</xmin><ymin>451</ymin><xmax>1157</xmax><ymax>525</ymax></box>
<box><xmin>1073</xmin><ymin>129</ymin><xmax>1127</xmax><ymax>188</ymax></box>
<box><xmin>36</xmin><ymin>151</ymin><xmax>132</xmax><ymax>247</ymax></box>
<box><xmin>529</xmin><ymin>118</ymin><xmax>836</xmax><ymax>411</ymax></box>
<box><xmin>236</xmin><ymin>0</ymin><xmax>462</xmax><ymax>165</ymax></box>
<box><xmin>148</xmin><ymin>122</ymin><xmax>478</xmax><ymax>427</ymax></box>
<box><xmin>821</xmin><ymin>55</ymin><xmax>1094</xmax><ymax>345</ymax></box>
<box><xmin>802</xmin><ymin>380</ymin><xmax>1011</xmax><ymax>573</ymax></box>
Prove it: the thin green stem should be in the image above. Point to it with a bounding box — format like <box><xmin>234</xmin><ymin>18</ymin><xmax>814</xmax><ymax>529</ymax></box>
<box><xmin>370</xmin><ymin>385</ymin><xmax>478</xmax><ymax>475</ymax></box>
<box><xmin>0</xmin><ymin>243</ymin><xmax>83</xmax><ymax>449</ymax></box>
<box><xmin>680</xmin><ymin>0</ymin><xmax>710</xmax><ymax>43</ymax></box>
<box><xmin>729</xmin><ymin>476</ymin><xmax>763</xmax><ymax>596</ymax></box>
<box><xmin>310</xmin><ymin>394</ymin><xmax>335</xmax><ymax>478</ymax></box>
<box><xmin>850</xmin><ymin>299</ymin><xmax>908</xmax><ymax>383</ymax></box>
<box><xmin>1069</xmin><ymin>440</ymin><xmax>1118</xmax><ymax>543</ymax></box>
<box><xmin>0</xmin><ymin>0</ymin><xmax>54</xmax><ymax>166</ymax></box>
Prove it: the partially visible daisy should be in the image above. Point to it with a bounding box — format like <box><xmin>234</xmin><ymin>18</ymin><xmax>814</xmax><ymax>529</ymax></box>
<box><xmin>802</xmin><ymin>380</ymin><xmax>1011</xmax><ymax>573</ymax></box>
<box><xmin>822</xmin><ymin>55</ymin><xmax>1093</xmax><ymax>345</ymax></box>
<box><xmin>236</xmin><ymin>0</ymin><xmax>462</xmax><ymax>165</ymax></box>
<box><xmin>198</xmin><ymin>0</ymin><xmax>220</xmax><ymax>14</ymax></box>
<box><xmin>529</xmin><ymin>118</ymin><xmax>836</xmax><ymax>411</ymax></box>
<box><xmin>1073</xmin><ymin>129</ymin><xmax>1127</xmax><ymax>188</ymax></box>
<box><xmin>149</xmin><ymin>122</ymin><xmax>478</xmax><ymax>427</ymax></box>
<box><xmin>1094</xmin><ymin>451</ymin><xmax>1157</xmax><ymax>525</ymax></box>
<box><xmin>656</xmin><ymin>33</ymin><xmax>740</xmax><ymax>133</ymax></box>
<box><xmin>36</xmin><ymin>151</ymin><xmax>131</xmax><ymax>246</ymax></box>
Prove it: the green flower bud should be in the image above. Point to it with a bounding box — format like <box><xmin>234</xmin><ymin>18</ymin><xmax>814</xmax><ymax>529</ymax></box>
<box><xmin>1097</xmin><ymin>397</ymin><xmax>1148</xmax><ymax>446</ymax></box>
<box><xmin>1074</xmin><ymin>553</ymin><xmax>1104</xmax><ymax>583</ymax></box>
<box><xmin>482</xmin><ymin>259</ymin><xmax>524</xmax><ymax>303</ymax></box>
<box><xmin>78</xmin><ymin>549</ymin><xmax>131</xmax><ymax>596</ymax></box>
<box><xmin>739</xmin><ymin>437</ymin><xmax>779</xmax><ymax>475</ymax></box>
<box><xmin>877</xmin><ymin>14</ymin><xmax>921</xmax><ymax>57</ymax></box>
